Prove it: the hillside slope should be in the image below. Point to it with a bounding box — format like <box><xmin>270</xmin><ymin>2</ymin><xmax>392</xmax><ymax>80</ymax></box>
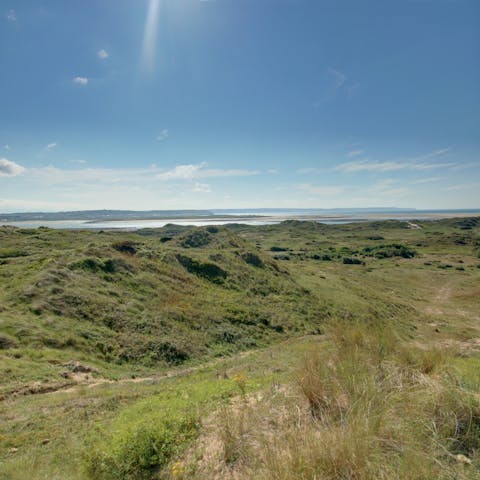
<box><xmin>0</xmin><ymin>225</ymin><xmax>325</xmax><ymax>392</ymax></box>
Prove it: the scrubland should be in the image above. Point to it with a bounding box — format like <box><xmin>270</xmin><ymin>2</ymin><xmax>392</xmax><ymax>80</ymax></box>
<box><xmin>1</xmin><ymin>217</ymin><xmax>479</xmax><ymax>478</ymax></box>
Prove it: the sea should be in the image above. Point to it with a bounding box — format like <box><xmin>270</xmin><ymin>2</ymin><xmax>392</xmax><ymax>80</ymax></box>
<box><xmin>1</xmin><ymin>209</ymin><xmax>479</xmax><ymax>230</ymax></box>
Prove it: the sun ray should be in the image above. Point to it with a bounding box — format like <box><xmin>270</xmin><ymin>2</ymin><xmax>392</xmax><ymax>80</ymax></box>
<box><xmin>141</xmin><ymin>0</ymin><xmax>161</xmax><ymax>74</ymax></box>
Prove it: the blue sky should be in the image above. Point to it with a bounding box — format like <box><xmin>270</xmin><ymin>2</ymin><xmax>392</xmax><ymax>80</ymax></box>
<box><xmin>0</xmin><ymin>0</ymin><xmax>479</xmax><ymax>212</ymax></box>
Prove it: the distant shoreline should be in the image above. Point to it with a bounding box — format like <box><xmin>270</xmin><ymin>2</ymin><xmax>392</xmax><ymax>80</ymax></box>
<box><xmin>1</xmin><ymin>209</ymin><xmax>479</xmax><ymax>230</ymax></box>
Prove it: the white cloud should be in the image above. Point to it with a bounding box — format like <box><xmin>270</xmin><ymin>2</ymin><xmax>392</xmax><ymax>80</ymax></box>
<box><xmin>337</xmin><ymin>160</ymin><xmax>407</xmax><ymax>172</ymax></box>
<box><xmin>193</xmin><ymin>182</ymin><xmax>211</xmax><ymax>193</ymax></box>
<box><xmin>327</xmin><ymin>67</ymin><xmax>346</xmax><ymax>88</ymax></box>
<box><xmin>314</xmin><ymin>68</ymin><xmax>359</xmax><ymax>106</ymax></box>
<box><xmin>347</xmin><ymin>150</ymin><xmax>363</xmax><ymax>157</ymax></box>
<box><xmin>46</xmin><ymin>142</ymin><xmax>57</xmax><ymax>151</ymax></box>
<box><xmin>411</xmin><ymin>176</ymin><xmax>443</xmax><ymax>185</ymax></box>
<box><xmin>297</xmin><ymin>167</ymin><xmax>321</xmax><ymax>173</ymax></box>
<box><xmin>337</xmin><ymin>149</ymin><xmax>456</xmax><ymax>173</ymax></box>
<box><xmin>6</xmin><ymin>9</ymin><xmax>16</xmax><ymax>22</ymax></box>
<box><xmin>445</xmin><ymin>182</ymin><xmax>480</xmax><ymax>191</ymax></box>
<box><xmin>297</xmin><ymin>183</ymin><xmax>345</xmax><ymax>195</ymax></box>
<box><xmin>70</xmin><ymin>159</ymin><xmax>87</xmax><ymax>165</ymax></box>
<box><xmin>156</xmin><ymin>163</ymin><xmax>259</xmax><ymax>180</ymax></box>
<box><xmin>0</xmin><ymin>198</ymin><xmax>86</xmax><ymax>212</ymax></box>
<box><xmin>157</xmin><ymin>164</ymin><xmax>203</xmax><ymax>180</ymax></box>
<box><xmin>73</xmin><ymin>76</ymin><xmax>88</xmax><ymax>86</ymax></box>
<box><xmin>156</xmin><ymin>129</ymin><xmax>169</xmax><ymax>141</ymax></box>
<box><xmin>0</xmin><ymin>158</ymin><xmax>26</xmax><ymax>177</ymax></box>
<box><xmin>4</xmin><ymin>144</ymin><xmax>11</xmax><ymax>151</ymax></box>
<box><xmin>98</xmin><ymin>49</ymin><xmax>109</xmax><ymax>59</ymax></box>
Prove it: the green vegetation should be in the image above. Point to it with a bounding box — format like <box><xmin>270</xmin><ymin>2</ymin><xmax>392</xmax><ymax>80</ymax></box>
<box><xmin>1</xmin><ymin>217</ymin><xmax>480</xmax><ymax>478</ymax></box>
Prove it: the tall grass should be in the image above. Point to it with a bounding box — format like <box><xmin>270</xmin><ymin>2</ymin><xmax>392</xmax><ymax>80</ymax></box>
<box><xmin>209</xmin><ymin>320</ymin><xmax>480</xmax><ymax>479</ymax></box>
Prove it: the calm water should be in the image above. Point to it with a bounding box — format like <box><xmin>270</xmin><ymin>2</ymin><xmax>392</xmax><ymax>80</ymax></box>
<box><xmin>1</xmin><ymin>209</ymin><xmax>479</xmax><ymax>230</ymax></box>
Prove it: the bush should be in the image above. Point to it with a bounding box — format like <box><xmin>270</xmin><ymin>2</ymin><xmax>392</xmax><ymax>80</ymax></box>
<box><xmin>180</xmin><ymin>230</ymin><xmax>211</xmax><ymax>248</ymax></box>
<box><xmin>0</xmin><ymin>249</ymin><xmax>29</xmax><ymax>259</ymax></box>
<box><xmin>83</xmin><ymin>409</ymin><xmax>198</xmax><ymax>480</ymax></box>
<box><xmin>343</xmin><ymin>257</ymin><xmax>363</xmax><ymax>265</ymax></box>
<box><xmin>112</xmin><ymin>241</ymin><xmax>138</xmax><ymax>255</ymax></box>
<box><xmin>270</xmin><ymin>246</ymin><xmax>288</xmax><ymax>252</ymax></box>
<box><xmin>72</xmin><ymin>257</ymin><xmax>134</xmax><ymax>274</ymax></box>
<box><xmin>241</xmin><ymin>252</ymin><xmax>264</xmax><ymax>268</ymax></box>
<box><xmin>363</xmin><ymin>243</ymin><xmax>416</xmax><ymax>259</ymax></box>
<box><xmin>176</xmin><ymin>254</ymin><xmax>228</xmax><ymax>283</ymax></box>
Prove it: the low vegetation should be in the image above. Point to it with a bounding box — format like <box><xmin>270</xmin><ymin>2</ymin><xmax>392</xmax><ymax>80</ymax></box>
<box><xmin>1</xmin><ymin>217</ymin><xmax>479</xmax><ymax>478</ymax></box>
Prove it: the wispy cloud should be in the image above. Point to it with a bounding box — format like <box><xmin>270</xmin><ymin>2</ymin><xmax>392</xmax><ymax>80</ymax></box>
<box><xmin>411</xmin><ymin>176</ymin><xmax>443</xmax><ymax>185</ymax></box>
<box><xmin>156</xmin><ymin>129</ymin><xmax>169</xmax><ymax>141</ymax></box>
<box><xmin>296</xmin><ymin>183</ymin><xmax>345</xmax><ymax>195</ymax></box>
<box><xmin>337</xmin><ymin>149</ymin><xmax>455</xmax><ymax>173</ymax></box>
<box><xmin>156</xmin><ymin>163</ymin><xmax>259</xmax><ymax>180</ymax></box>
<box><xmin>46</xmin><ymin>142</ymin><xmax>57</xmax><ymax>151</ymax></box>
<box><xmin>327</xmin><ymin>67</ymin><xmax>346</xmax><ymax>89</ymax></box>
<box><xmin>337</xmin><ymin>160</ymin><xmax>457</xmax><ymax>173</ymax></box>
<box><xmin>347</xmin><ymin>150</ymin><xmax>363</xmax><ymax>157</ymax></box>
<box><xmin>70</xmin><ymin>159</ymin><xmax>87</xmax><ymax>165</ymax></box>
<box><xmin>6</xmin><ymin>9</ymin><xmax>16</xmax><ymax>22</ymax></box>
<box><xmin>98</xmin><ymin>49</ymin><xmax>109</xmax><ymax>60</ymax></box>
<box><xmin>314</xmin><ymin>67</ymin><xmax>359</xmax><ymax>106</ymax></box>
<box><xmin>445</xmin><ymin>182</ymin><xmax>480</xmax><ymax>191</ymax></box>
<box><xmin>192</xmin><ymin>182</ymin><xmax>211</xmax><ymax>193</ymax></box>
<box><xmin>142</xmin><ymin>0</ymin><xmax>161</xmax><ymax>74</ymax></box>
<box><xmin>346</xmin><ymin>82</ymin><xmax>360</xmax><ymax>99</ymax></box>
<box><xmin>73</xmin><ymin>76</ymin><xmax>88</xmax><ymax>86</ymax></box>
<box><xmin>4</xmin><ymin>144</ymin><xmax>11</xmax><ymax>151</ymax></box>
<box><xmin>18</xmin><ymin>163</ymin><xmax>258</xmax><ymax>186</ymax></box>
<box><xmin>368</xmin><ymin>179</ymin><xmax>409</xmax><ymax>197</ymax></box>
<box><xmin>0</xmin><ymin>158</ymin><xmax>25</xmax><ymax>177</ymax></box>
<box><xmin>414</xmin><ymin>148</ymin><xmax>450</xmax><ymax>160</ymax></box>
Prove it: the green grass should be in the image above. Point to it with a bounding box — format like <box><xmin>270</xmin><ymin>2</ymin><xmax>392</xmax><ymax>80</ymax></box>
<box><xmin>1</xmin><ymin>217</ymin><xmax>480</xmax><ymax>479</ymax></box>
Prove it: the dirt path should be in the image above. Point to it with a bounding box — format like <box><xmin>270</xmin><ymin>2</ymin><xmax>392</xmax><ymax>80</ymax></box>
<box><xmin>4</xmin><ymin>336</ymin><xmax>318</xmax><ymax>400</ymax></box>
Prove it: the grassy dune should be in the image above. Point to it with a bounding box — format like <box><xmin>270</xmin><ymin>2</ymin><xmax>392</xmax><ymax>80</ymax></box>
<box><xmin>1</xmin><ymin>217</ymin><xmax>479</xmax><ymax>478</ymax></box>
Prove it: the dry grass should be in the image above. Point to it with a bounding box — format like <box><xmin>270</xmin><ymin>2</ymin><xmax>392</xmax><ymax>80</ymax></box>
<box><xmin>178</xmin><ymin>321</ymin><xmax>480</xmax><ymax>479</ymax></box>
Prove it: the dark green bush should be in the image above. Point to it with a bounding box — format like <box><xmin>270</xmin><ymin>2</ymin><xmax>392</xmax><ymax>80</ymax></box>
<box><xmin>241</xmin><ymin>252</ymin><xmax>264</xmax><ymax>268</ymax></box>
<box><xmin>343</xmin><ymin>257</ymin><xmax>363</xmax><ymax>265</ymax></box>
<box><xmin>112</xmin><ymin>241</ymin><xmax>138</xmax><ymax>255</ymax></box>
<box><xmin>176</xmin><ymin>254</ymin><xmax>227</xmax><ymax>283</ymax></box>
<box><xmin>270</xmin><ymin>246</ymin><xmax>288</xmax><ymax>252</ymax></box>
<box><xmin>180</xmin><ymin>230</ymin><xmax>212</xmax><ymax>248</ymax></box>
<box><xmin>363</xmin><ymin>244</ymin><xmax>416</xmax><ymax>259</ymax></box>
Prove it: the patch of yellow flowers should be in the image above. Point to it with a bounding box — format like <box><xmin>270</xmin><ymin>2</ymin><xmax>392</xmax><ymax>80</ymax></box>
<box><xmin>171</xmin><ymin>461</ymin><xmax>185</xmax><ymax>479</ymax></box>
<box><xmin>232</xmin><ymin>373</ymin><xmax>247</xmax><ymax>395</ymax></box>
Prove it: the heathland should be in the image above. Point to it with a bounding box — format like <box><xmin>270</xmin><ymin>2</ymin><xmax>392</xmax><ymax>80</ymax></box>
<box><xmin>0</xmin><ymin>217</ymin><xmax>479</xmax><ymax>479</ymax></box>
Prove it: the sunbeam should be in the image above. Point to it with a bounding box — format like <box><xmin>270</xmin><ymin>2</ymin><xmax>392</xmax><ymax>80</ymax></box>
<box><xmin>141</xmin><ymin>0</ymin><xmax>161</xmax><ymax>74</ymax></box>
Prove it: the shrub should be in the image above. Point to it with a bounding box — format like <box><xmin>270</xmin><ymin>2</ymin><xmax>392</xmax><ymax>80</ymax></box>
<box><xmin>83</xmin><ymin>409</ymin><xmax>198</xmax><ymax>480</ymax></box>
<box><xmin>0</xmin><ymin>249</ymin><xmax>29</xmax><ymax>259</ymax></box>
<box><xmin>112</xmin><ymin>241</ymin><xmax>138</xmax><ymax>255</ymax></box>
<box><xmin>175</xmin><ymin>254</ymin><xmax>228</xmax><ymax>283</ymax></box>
<box><xmin>241</xmin><ymin>252</ymin><xmax>264</xmax><ymax>268</ymax></box>
<box><xmin>270</xmin><ymin>246</ymin><xmax>288</xmax><ymax>252</ymax></box>
<box><xmin>180</xmin><ymin>230</ymin><xmax>211</xmax><ymax>248</ymax></box>
<box><xmin>343</xmin><ymin>257</ymin><xmax>363</xmax><ymax>265</ymax></box>
<box><xmin>363</xmin><ymin>243</ymin><xmax>416</xmax><ymax>259</ymax></box>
